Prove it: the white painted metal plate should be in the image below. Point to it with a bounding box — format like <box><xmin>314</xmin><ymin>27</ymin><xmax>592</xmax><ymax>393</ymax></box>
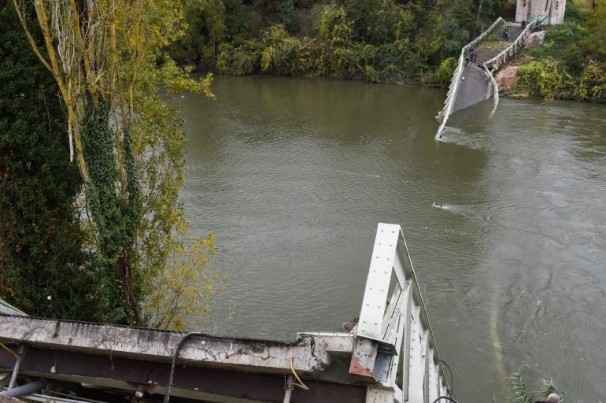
<box><xmin>358</xmin><ymin>223</ymin><xmax>401</xmax><ymax>339</ymax></box>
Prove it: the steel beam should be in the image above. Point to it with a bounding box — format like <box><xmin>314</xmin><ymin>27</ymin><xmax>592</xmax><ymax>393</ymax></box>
<box><xmin>0</xmin><ymin>316</ymin><xmax>355</xmax><ymax>376</ymax></box>
<box><xmin>350</xmin><ymin>224</ymin><xmax>451</xmax><ymax>403</ymax></box>
<box><xmin>406</xmin><ymin>305</ymin><xmax>425</xmax><ymax>403</ymax></box>
<box><xmin>357</xmin><ymin>223</ymin><xmax>401</xmax><ymax>340</ymax></box>
<box><xmin>366</xmin><ymin>387</ymin><xmax>394</xmax><ymax>403</ymax></box>
<box><xmin>0</xmin><ymin>347</ymin><xmax>366</xmax><ymax>403</ymax></box>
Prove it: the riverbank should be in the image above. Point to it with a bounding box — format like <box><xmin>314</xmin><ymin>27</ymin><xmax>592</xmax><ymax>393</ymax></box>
<box><xmin>495</xmin><ymin>6</ymin><xmax>605</xmax><ymax>103</ymax></box>
<box><xmin>172</xmin><ymin>0</ymin><xmax>604</xmax><ymax>103</ymax></box>
<box><xmin>169</xmin><ymin>0</ymin><xmax>515</xmax><ymax>89</ymax></box>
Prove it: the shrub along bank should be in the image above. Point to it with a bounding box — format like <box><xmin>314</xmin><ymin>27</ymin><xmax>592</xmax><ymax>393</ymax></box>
<box><xmin>513</xmin><ymin>3</ymin><xmax>606</xmax><ymax>102</ymax></box>
<box><xmin>169</xmin><ymin>0</ymin><xmax>509</xmax><ymax>86</ymax></box>
<box><xmin>171</xmin><ymin>0</ymin><xmax>606</xmax><ymax>101</ymax></box>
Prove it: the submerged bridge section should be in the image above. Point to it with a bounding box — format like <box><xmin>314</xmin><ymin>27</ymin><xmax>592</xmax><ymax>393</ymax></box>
<box><xmin>435</xmin><ymin>17</ymin><xmax>545</xmax><ymax>139</ymax></box>
<box><xmin>0</xmin><ymin>224</ymin><xmax>452</xmax><ymax>403</ymax></box>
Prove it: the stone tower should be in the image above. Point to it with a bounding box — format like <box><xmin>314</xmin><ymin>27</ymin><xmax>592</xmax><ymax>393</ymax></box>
<box><xmin>516</xmin><ymin>0</ymin><xmax>566</xmax><ymax>24</ymax></box>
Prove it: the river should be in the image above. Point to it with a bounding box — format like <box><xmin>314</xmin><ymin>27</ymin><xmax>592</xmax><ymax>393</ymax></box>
<box><xmin>179</xmin><ymin>76</ymin><xmax>606</xmax><ymax>402</ymax></box>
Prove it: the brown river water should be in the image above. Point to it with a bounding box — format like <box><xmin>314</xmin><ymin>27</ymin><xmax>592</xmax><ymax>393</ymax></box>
<box><xmin>180</xmin><ymin>76</ymin><xmax>606</xmax><ymax>402</ymax></box>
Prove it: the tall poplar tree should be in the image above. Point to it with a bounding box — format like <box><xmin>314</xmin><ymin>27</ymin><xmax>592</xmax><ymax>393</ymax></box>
<box><xmin>12</xmin><ymin>0</ymin><xmax>214</xmax><ymax>326</ymax></box>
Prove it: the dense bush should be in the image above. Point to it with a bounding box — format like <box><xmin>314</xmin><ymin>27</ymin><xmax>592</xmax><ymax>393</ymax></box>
<box><xmin>513</xmin><ymin>58</ymin><xmax>572</xmax><ymax>101</ymax></box>
<box><xmin>515</xmin><ymin>10</ymin><xmax>606</xmax><ymax>103</ymax></box>
<box><xmin>575</xmin><ymin>60</ymin><xmax>606</xmax><ymax>103</ymax></box>
<box><xmin>170</xmin><ymin>0</ymin><xmax>504</xmax><ymax>85</ymax></box>
<box><xmin>171</xmin><ymin>0</ymin><xmax>606</xmax><ymax>100</ymax></box>
<box><xmin>437</xmin><ymin>57</ymin><xmax>458</xmax><ymax>86</ymax></box>
<box><xmin>529</xmin><ymin>22</ymin><xmax>587</xmax><ymax>75</ymax></box>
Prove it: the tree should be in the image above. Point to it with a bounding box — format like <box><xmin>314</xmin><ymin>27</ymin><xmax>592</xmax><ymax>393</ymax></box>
<box><xmin>345</xmin><ymin>0</ymin><xmax>409</xmax><ymax>44</ymax></box>
<box><xmin>0</xmin><ymin>0</ymin><xmax>99</xmax><ymax>320</ymax></box>
<box><xmin>252</xmin><ymin>0</ymin><xmax>300</xmax><ymax>32</ymax></box>
<box><xmin>170</xmin><ymin>0</ymin><xmax>227</xmax><ymax>69</ymax></box>
<box><xmin>582</xmin><ymin>0</ymin><xmax>606</xmax><ymax>61</ymax></box>
<box><xmin>223</xmin><ymin>0</ymin><xmax>248</xmax><ymax>41</ymax></box>
<box><xmin>415</xmin><ymin>1</ymin><xmax>473</xmax><ymax>66</ymax></box>
<box><xmin>275</xmin><ymin>0</ymin><xmax>300</xmax><ymax>32</ymax></box>
<box><xmin>13</xmin><ymin>0</ymin><xmax>214</xmax><ymax>326</ymax></box>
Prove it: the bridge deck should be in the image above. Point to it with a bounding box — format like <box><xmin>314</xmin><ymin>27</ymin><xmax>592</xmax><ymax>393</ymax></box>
<box><xmin>475</xmin><ymin>25</ymin><xmax>524</xmax><ymax>64</ymax></box>
<box><xmin>453</xmin><ymin>64</ymin><xmax>490</xmax><ymax>113</ymax></box>
<box><xmin>451</xmin><ymin>23</ymin><xmax>524</xmax><ymax>115</ymax></box>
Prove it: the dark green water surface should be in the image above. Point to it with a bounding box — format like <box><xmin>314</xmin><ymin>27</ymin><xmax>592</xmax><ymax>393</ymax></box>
<box><xmin>180</xmin><ymin>76</ymin><xmax>606</xmax><ymax>402</ymax></box>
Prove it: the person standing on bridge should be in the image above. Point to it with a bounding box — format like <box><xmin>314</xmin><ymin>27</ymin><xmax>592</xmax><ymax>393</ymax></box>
<box><xmin>470</xmin><ymin>47</ymin><xmax>477</xmax><ymax>63</ymax></box>
<box><xmin>465</xmin><ymin>46</ymin><xmax>474</xmax><ymax>65</ymax></box>
<box><xmin>503</xmin><ymin>28</ymin><xmax>510</xmax><ymax>41</ymax></box>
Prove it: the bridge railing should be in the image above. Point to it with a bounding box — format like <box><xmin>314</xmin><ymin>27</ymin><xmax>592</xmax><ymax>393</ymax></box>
<box><xmin>484</xmin><ymin>16</ymin><xmax>546</xmax><ymax>72</ymax></box>
<box><xmin>0</xmin><ymin>298</ymin><xmax>26</xmax><ymax>316</ymax></box>
<box><xmin>435</xmin><ymin>17</ymin><xmax>506</xmax><ymax>140</ymax></box>
<box><xmin>351</xmin><ymin>223</ymin><xmax>452</xmax><ymax>402</ymax></box>
<box><xmin>483</xmin><ymin>65</ymin><xmax>500</xmax><ymax>118</ymax></box>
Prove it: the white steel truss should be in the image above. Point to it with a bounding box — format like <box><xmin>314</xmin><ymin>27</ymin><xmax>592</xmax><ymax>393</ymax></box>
<box><xmin>351</xmin><ymin>223</ymin><xmax>452</xmax><ymax>403</ymax></box>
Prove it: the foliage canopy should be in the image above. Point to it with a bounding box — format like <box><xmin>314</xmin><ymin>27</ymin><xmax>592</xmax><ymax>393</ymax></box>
<box><xmin>0</xmin><ymin>0</ymin><xmax>98</xmax><ymax>320</ymax></box>
<box><xmin>171</xmin><ymin>0</ymin><xmax>509</xmax><ymax>85</ymax></box>
<box><xmin>516</xmin><ymin>3</ymin><xmax>606</xmax><ymax>103</ymax></box>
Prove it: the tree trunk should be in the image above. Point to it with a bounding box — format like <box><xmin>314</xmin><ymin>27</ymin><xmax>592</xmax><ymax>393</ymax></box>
<box><xmin>118</xmin><ymin>246</ymin><xmax>140</xmax><ymax>325</ymax></box>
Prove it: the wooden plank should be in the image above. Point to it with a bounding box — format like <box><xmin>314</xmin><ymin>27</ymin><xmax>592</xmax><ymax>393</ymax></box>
<box><xmin>381</xmin><ymin>283</ymin><xmax>402</xmax><ymax>340</ymax></box>
<box><xmin>381</xmin><ymin>283</ymin><xmax>403</xmax><ymax>349</ymax></box>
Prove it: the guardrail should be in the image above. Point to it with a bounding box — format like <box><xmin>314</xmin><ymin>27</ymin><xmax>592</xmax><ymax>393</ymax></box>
<box><xmin>483</xmin><ymin>65</ymin><xmax>500</xmax><ymax>118</ymax></box>
<box><xmin>435</xmin><ymin>17</ymin><xmax>506</xmax><ymax>140</ymax></box>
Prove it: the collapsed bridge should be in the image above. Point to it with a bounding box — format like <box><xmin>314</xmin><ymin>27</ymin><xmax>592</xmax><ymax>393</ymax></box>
<box><xmin>435</xmin><ymin>17</ymin><xmax>546</xmax><ymax>140</ymax></box>
<box><xmin>1</xmin><ymin>224</ymin><xmax>451</xmax><ymax>403</ymax></box>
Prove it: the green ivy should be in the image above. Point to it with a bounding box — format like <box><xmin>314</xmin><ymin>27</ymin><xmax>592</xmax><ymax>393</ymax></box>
<box><xmin>81</xmin><ymin>102</ymin><xmax>142</xmax><ymax>324</ymax></box>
